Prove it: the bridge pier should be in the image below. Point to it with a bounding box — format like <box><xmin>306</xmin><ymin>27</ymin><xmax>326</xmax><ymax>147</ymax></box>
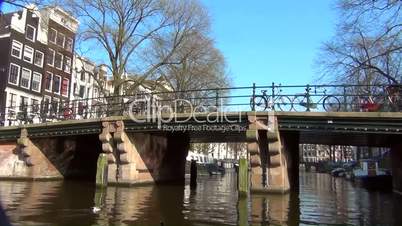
<box><xmin>99</xmin><ymin>120</ymin><xmax>190</xmax><ymax>186</ymax></box>
<box><xmin>0</xmin><ymin>128</ymin><xmax>74</xmax><ymax>180</ymax></box>
<box><xmin>391</xmin><ymin>141</ymin><xmax>402</xmax><ymax>195</ymax></box>
<box><xmin>247</xmin><ymin>114</ymin><xmax>297</xmax><ymax>194</ymax></box>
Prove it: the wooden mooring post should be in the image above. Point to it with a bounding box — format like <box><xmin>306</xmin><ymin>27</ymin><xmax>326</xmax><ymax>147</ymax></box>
<box><xmin>96</xmin><ymin>153</ymin><xmax>108</xmax><ymax>188</ymax></box>
<box><xmin>190</xmin><ymin>159</ymin><xmax>197</xmax><ymax>188</ymax></box>
<box><xmin>238</xmin><ymin>158</ymin><xmax>249</xmax><ymax>197</ymax></box>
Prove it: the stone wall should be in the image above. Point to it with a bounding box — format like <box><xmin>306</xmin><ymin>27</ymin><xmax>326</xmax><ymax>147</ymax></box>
<box><xmin>246</xmin><ymin>114</ymin><xmax>301</xmax><ymax>193</ymax></box>
<box><xmin>0</xmin><ymin>130</ymin><xmax>66</xmax><ymax>180</ymax></box>
<box><xmin>100</xmin><ymin>121</ymin><xmax>190</xmax><ymax>185</ymax></box>
<box><xmin>0</xmin><ymin>129</ymin><xmax>101</xmax><ymax>180</ymax></box>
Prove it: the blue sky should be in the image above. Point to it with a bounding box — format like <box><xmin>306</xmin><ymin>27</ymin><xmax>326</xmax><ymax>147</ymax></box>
<box><xmin>201</xmin><ymin>1</ymin><xmax>337</xmax><ymax>86</ymax></box>
<box><xmin>1</xmin><ymin>1</ymin><xmax>337</xmax><ymax>87</ymax></box>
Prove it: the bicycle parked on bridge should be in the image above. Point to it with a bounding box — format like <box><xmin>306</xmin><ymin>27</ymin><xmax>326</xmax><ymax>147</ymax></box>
<box><xmin>357</xmin><ymin>85</ymin><xmax>402</xmax><ymax>112</ymax></box>
<box><xmin>292</xmin><ymin>86</ymin><xmax>341</xmax><ymax>112</ymax></box>
<box><xmin>250</xmin><ymin>86</ymin><xmax>293</xmax><ymax>111</ymax></box>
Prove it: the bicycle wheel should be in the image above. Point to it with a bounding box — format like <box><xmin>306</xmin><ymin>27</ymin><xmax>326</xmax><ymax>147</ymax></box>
<box><xmin>323</xmin><ymin>95</ymin><xmax>341</xmax><ymax>112</ymax></box>
<box><xmin>276</xmin><ymin>96</ymin><xmax>292</xmax><ymax>111</ymax></box>
<box><xmin>292</xmin><ymin>95</ymin><xmax>308</xmax><ymax>112</ymax></box>
<box><xmin>250</xmin><ymin>95</ymin><xmax>267</xmax><ymax>111</ymax></box>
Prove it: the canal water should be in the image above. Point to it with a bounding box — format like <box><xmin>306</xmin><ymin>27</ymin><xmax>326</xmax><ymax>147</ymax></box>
<box><xmin>0</xmin><ymin>171</ymin><xmax>401</xmax><ymax>226</ymax></box>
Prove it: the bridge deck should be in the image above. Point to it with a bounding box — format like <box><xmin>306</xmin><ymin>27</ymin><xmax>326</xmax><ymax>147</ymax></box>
<box><xmin>0</xmin><ymin>112</ymin><xmax>401</xmax><ymax>146</ymax></box>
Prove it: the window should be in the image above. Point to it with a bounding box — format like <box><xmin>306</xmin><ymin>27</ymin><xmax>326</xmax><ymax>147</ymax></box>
<box><xmin>43</xmin><ymin>96</ymin><xmax>51</xmax><ymax>114</ymax></box>
<box><xmin>9</xmin><ymin>93</ymin><xmax>17</xmax><ymax>109</ymax></box>
<box><xmin>23</xmin><ymin>45</ymin><xmax>34</xmax><ymax>63</ymax></box>
<box><xmin>45</xmin><ymin>72</ymin><xmax>53</xmax><ymax>91</ymax></box>
<box><xmin>73</xmin><ymin>83</ymin><xmax>77</xmax><ymax>95</ymax></box>
<box><xmin>80</xmin><ymin>71</ymin><xmax>85</xmax><ymax>81</ymax></box>
<box><xmin>11</xmin><ymin>40</ymin><xmax>23</xmax><ymax>59</ymax></box>
<box><xmin>31</xmin><ymin>99</ymin><xmax>39</xmax><ymax>113</ymax></box>
<box><xmin>32</xmin><ymin>72</ymin><xmax>41</xmax><ymax>92</ymax></box>
<box><xmin>55</xmin><ymin>52</ymin><xmax>63</xmax><ymax>70</ymax></box>
<box><xmin>87</xmin><ymin>87</ymin><xmax>91</xmax><ymax>98</ymax></box>
<box><xmin>47</xmin><ymin>48</ymin><xmax>55</xmax><ymax>66</ymax></box>
<box><xmin>19</xmin><ymin>96</ymin><xmax>28</xmax><ymax>111</ymax></box>
<box><xmin>20</xmin><ymin>68</ymin><xmax>31</xmax><ymax>89</ymax></box>
<box><xmin>56</xmin><ymin>32</ymin><xmax>65</xmax><ymax>47</ymax></box>
<box><xmin>26</xmin><ymin>25</ymin><xmax>36</xmax><ymax>42</ymax></box>
<box><xmin>61</xmin><ymin>78</ymin><xmax>69</xmax><ymax>96</ymax></box>
<box><xmin>33</xmin><ymin>50</ymin><xmax>44</xmax><ymax>67</ymax></box>
<box><xmin>54</xmin><ymin>75</ymin><xmax>61</xmax><ymax>93</ymax></box>
<box><xmin>51</xmin><ymin>98</ymin><xmax>59</xmax><ymax>115</ymax></box>
<box><xmin>49</xmin><ymin>28</ymin><xmax>56</xmax><ymax>43</ymax></box>
<box><xmin>64</xmin><ymin>56</ymin><xmax>71</xmax><ymax>73</ymax></box>
<box><xmin>65</xmin><ymin>37</ymin><xmax>73</xmax><ymax>52</ymax></box>
<box><xmin>8</xmin><ymin>63</ymin><xmax>20</xmax><ymax>85</ymax></box>
<box><xmin>78</xmin><ymin>102</ymin><xmax>85</xmax><ymax>115</ymax></box>
<box><xmin>79</xmin><ymin>85</ymin><xmax>85</xmax><ymax>98</ymax></box>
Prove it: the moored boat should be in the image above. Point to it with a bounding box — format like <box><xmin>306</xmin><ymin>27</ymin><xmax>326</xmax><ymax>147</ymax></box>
<box><xmin>205</xmin><ymin>162</ymin><xmax>225</xmax><ymax>175</ymax></box>
<box><xmin>352</xmin><ymin>159</ymin><xmax>392</xmax><ymax>189</ymax></box>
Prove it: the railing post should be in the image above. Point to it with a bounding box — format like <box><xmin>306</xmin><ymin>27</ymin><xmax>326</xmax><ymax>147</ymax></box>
<box><xmin>60</xmin><ymin>99</ymin><xmax>64</xmax><ymax>120</ymax></box>
<box><xmin>343</xmin><ymin>86</ymin><xmax>347</xmax><ymax>112</ymax></box>
<box><xmin>252</xmin><ymin>83</ymin><xmax>256</xmax><ymax>111</ymax></box>
<box><xmin>271</xmin><ymin>82</ymin><xmax>276</xmax><ymax>110</ymax></box>
<box><xmin>40</xmin><ymin>99</ymin><xmax>47</xmax><ymax>123</ymax></box>
<box><xmin>306</xmin><ymin>84</ymin><xmax>311</xmax><ymax>112</ymax></box>
<box><xmin>120</xmin><ymin>97</ymin><xmax>124</xmax><ymax>116</ymax></box>
<box><xmin>215</xmin><ymin>89</ymin><xmax>219</xmax><ymax>110</ymax></box>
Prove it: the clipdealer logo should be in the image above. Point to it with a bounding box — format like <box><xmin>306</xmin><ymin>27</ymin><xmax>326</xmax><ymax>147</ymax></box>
<box><xmin>127</xmin><ymin>98</ymin><xmax>246</xmax><ymax>131</ymax></box>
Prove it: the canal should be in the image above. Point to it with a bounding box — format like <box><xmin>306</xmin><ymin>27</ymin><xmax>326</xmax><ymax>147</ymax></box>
<box><xmin>0</xmin><ymin>171</ymin><xmax>401</xmax><ymax>226</ymax></box>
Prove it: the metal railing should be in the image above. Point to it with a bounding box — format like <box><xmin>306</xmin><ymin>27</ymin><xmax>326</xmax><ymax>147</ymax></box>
<box><xmin>2</xmin><ymin>83</ymin><xmax>402</xmax><ymax>126</ymax></box>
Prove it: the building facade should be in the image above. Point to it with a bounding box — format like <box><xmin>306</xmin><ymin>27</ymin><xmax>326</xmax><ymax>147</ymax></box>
<box><xmin>0</xmin><ymin>5</ymin><xmax>78</xmax><ymax>125</ymax></box>
<box><xmin>0</xmin><ymin>6</ymin><xmax>47</xmax><ymax>125</ymax></box>
<box><xmin>40</xmin><ymin>7</ymin><xmax>78</xmax><ymax>117</ymax></box>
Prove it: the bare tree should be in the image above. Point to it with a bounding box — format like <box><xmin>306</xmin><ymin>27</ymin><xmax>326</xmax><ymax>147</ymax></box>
<box><xmin>156</xmin><ymin>33</ymin><xmax>229</xmax><ymax>92</ymax></box>
<box><xmin>61</xmin><ymin>0</ymin><xmax>210</xmax><ymax>97</ymax></box>
<box><xmin>1</xmin><ymin>0</ymin><xmax>57</xmax><ymax>10</ymax></box>
<box><xmin>316</xmin><ymin>0</ymin><xmax>401</xmax><ymax>85</ymax></box>
<box><xmin>150</xmin><ymin>32</ymin><xmax>230</xmax><ymax>107</ymax></box>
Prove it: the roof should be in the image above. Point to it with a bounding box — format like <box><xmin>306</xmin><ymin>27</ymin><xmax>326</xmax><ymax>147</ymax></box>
<box><xmin>0</xmin><ymin>12</ymin><xmax>16</xmax><ymax>35</ymax></box>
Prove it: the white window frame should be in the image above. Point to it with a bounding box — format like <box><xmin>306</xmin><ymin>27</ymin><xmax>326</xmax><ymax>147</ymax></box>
<box><xmin>20</xmin><ymin>68</ymin><xmax>31</xmax><ymax>89</ymax></box>
<box><xmin>61</xmin><ymin>78</ymin><xmax>69</xmax><ymax>97</ymax></box>
<box><xmin>23</xmin><ymin>45</ymin><xmax>34</xmax><ymax>63</ymax></box>
<box><xmin>7</xmin><ymin>93</ymin><xmax>17</xmax><ymax>114</ymax></box>
<box><xmin>11</xmin><ymin>40</ymin><xmax>23</xmax><ymax>59</ymax></box>
<box><xmin>64</xmin><ymin>56</ymin><xmax>71</xmax><ymax>73</ymax></box>
<box><xmin>51</xmin><ymin>98</ymin><xmax>60</xmax><ymax>114</ymax></box>
<box><xmin>32</xmin><ymin>72</ymin><xmax>42</xmax><ymax>92</ymax></box>
<box><xmin>47</xmin><ymin>48</ymin><xmax>55</xmax><ymax>66</ymax></box>
<box><xmin>55</xmin><ymin>52</ymin><xmax>63</xmax><ymax>70</ymax></box>
<box><xmin>33</xmin><ymin>50</ymin><xmax>44</xmax><ymax>68</ymax></box>
<box><xmin>56</xmin><ymin>32</ymin><xmax>65</xmax><ymax>48</ymax></box>
<box><xmin>45</xmin><ymin>71</ymin><xmax>53</xmax><ymax>92</ymax></box>
<box><xmin>54</xmin><ymin>75</ymin><xmax>61</xmax><ymax>94</ymax></box>
<box><xmin>8</xmin><ymin>63</ymin><xmax>20</xmax><ymax>85</ymax></box>
<box><xmin>25</xmin><ymin>24</ymin><xmax>36</xmax><ymax>42</ymax></box>
<box><xmin>49</xmin><ymin>28</ymin><xmax>57</xmax><ymax>43</ymax></box>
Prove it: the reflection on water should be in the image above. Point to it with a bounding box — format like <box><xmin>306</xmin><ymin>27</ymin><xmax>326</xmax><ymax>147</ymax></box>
<box><xmin>299</xmin><ymin>172</ymin><xmax>402</xmax><ymax>226</ymax></box>
<box><xmin>0</xmin><ymin>172</ymin><xmax>401</xmax><ymax>226</ymax></box>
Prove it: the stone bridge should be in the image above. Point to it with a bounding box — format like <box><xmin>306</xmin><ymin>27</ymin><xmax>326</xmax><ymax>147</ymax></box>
<box><xmin>0</xmin><ymin>112</ymin><xmax>401</xmax><ymax>195</ymax></box>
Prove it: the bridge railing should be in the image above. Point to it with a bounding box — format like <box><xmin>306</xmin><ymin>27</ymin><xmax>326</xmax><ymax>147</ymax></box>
<box><xmin>1</xmin><ymin>83</ymin><xmax>401</xmax><ymax>126</ymax></box>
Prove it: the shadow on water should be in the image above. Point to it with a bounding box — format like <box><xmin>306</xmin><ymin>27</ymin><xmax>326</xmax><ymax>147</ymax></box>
<box><xmin>0</xmin><ymin>171</ymin><xmax>401</xmax><ymax>226</ymax></box>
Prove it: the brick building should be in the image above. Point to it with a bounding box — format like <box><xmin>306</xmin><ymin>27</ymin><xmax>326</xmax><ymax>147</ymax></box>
<box><xmin>0</xmin><ymin>5</ymin><xmax>78</xmax><ymax>125</ymax></box>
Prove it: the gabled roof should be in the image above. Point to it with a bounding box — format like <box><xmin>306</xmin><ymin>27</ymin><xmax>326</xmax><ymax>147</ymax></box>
<box><xmin>0</xmin><ymin>12</ymin><xmax>17</xmax><ymax>35</ymax></box>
